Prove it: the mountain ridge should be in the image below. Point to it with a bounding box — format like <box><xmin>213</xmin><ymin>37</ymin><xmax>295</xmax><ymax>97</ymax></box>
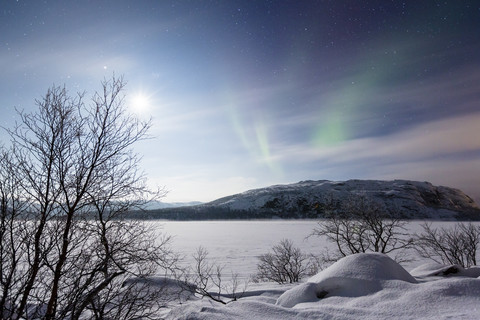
<box><xmin>140</xmin><ymin>179</ymin><xmax>480</xmax><ymax>220</ymax></box>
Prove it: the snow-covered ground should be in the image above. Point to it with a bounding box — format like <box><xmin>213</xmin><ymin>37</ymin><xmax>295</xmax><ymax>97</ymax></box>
<box><xmin>159</xmin><ymin>220</ymin><xmax>444</xmax><ymax>274</ymax></box>
<box><xmin>156</xmin><ymin>220</ymin><xmax>480</xmax><ymax>319</ymax></box>
<box><xmin>159</xmin><ymin>220</ymin><xmax>330</xmax><ymax>279</ymax></box>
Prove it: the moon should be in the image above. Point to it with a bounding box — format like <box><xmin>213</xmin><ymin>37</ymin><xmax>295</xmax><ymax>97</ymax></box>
<box><xmin>130</xmin><ymin>91</ymin><xmax>151</xmax><ymax>114</ymax></box>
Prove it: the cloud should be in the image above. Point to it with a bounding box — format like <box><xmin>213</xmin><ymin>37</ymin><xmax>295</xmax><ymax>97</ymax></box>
<box><xmin>0</xmin><ymin>41</ymin><xmax>136</xmax><ymax>80</ymax></box>
<box><xmin>375</xmin><ymin>63</ymin><xmax>480</xmax><ymax>116</ymax></box>
<box><xmin>148</xmin><ymin>170</ymin><xmax>259</xmax><ymax>203</ymax></box>
<box><xmin>268</xmin><ymin>111</ymin><xmax>480</xmax><ymax>201</ymax></box>
<box><xmin>368</xmin><ymin>157</ymin><xmax>480</xmax><ymax>202</ymax></box>
<box><xmin>281</xmin><ymin>111</ymin><xmax>480</xmax><ymax>164</ymax></box>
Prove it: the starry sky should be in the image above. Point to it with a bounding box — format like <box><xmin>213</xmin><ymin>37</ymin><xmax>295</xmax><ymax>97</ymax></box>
<box><xmin>1</xmin><ymin>1</ymin><xmax>480</xmax><ymax>203</ymax></box>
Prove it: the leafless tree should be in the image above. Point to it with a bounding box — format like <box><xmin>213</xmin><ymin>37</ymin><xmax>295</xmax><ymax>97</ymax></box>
<box><xmin>414</xmin><ymin>222</ymin><xmax>480</xmax><ymax>268</ymax></box>
<box><xmin>310</xmin><ymin>195</ymin><xmax>413</xmax><ymax>263</ymax></box>
<box><xmin>255</xmin><ymin>239</ymin><xmax>317</xmax><ymax>284</ymax></box>
<box><xmin>0</xmin><ymin>76</ymin><xmax>174</xmax><ymax>319</ymax></box>
<box><xmin>0</xmin><ymin>150</ymin><xmax>32</xmax><ymax>319</ymax></box>
<box><xmin>178</xmin><ymin>247</ymin><xmax>247</xmax><ymax>305</ymax></box>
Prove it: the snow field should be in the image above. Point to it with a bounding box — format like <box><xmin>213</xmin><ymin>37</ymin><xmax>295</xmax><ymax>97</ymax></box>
<box><xmin>156</xmin><ymin>220</ymin><xmax>480</xmax><ymax>319</ymax></box>
<box><xmin>167</xmin><ymin>253</ymin><xmax>480</xmax><ymax>319</ymax></box>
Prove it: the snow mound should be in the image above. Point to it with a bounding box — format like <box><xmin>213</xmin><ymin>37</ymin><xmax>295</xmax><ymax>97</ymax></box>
<box><xmin>276</xmin><ymin>253</ymin><xmax>416</xmax><ymax>308</ymax></box>
<box><xmin>167</xmin><ymin>253</ymin><xmax>480</xmax><ymax>319</ymax></box>
<box><xmin>308</xmin><ymin>252</ymin><xmax>416</xmax><ymax>283</ymax></box>
<box><xmin>124</xmin><ymin>276</ymin><xmax>195</xmax><ymax>302</ymax></box>
<box><xmin>410</xmin><ymin>262</ymin><xmax>480</xmax><ymax>278</ymax></box>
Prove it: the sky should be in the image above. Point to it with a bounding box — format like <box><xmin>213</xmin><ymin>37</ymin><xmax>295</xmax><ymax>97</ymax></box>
<box><xmin>1</xmin><ymin>1</ymin><xmax>479</xmax><ymax>203</ymax></box>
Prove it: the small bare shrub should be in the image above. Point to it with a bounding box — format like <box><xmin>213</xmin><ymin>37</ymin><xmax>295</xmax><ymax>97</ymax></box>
<box><xmin>255</xmin><ymin>239</ymin><xmax>318</xmax><ymax>284</ymax></box>
<box><xmin>178</xmin><ymin>247</ymin><xmax>247</xmax><ymax>304</ymax></box>
<box><xmin>414</xmin><ymin>222</ymin><xmax>480</xmax><ymax>267</ymax></box>
<box><xmin>310</xmin><ymin>195</ymin><xmax>413</xmax><ymax>263</ymax></box>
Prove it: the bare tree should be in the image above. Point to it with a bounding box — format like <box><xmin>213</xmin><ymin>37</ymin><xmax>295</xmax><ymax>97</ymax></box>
<box><xmin>0</xmin><ymin>149</ymin><xmax>33</xmax><ymax>319</ymax></box>
<box><xmin>255</xmin><ymin>239</ymin><xmax>317</xmax><ymax>284</ymax></box>
<box><xmin>414</xmin><ymin>222</ymin><xmax>480</xmax><ymax>268</ymax></box>
<box><xmin>178</xmin><ymin>247</ymin><xmax>247</xmax><ymax>305</ymax></box>
<box><xmin>310</xmin><ymin>195</ymin><xmax>413</xmax><ymax>263</ymax></box>
<box><xmin>0</xmin><ymin>76</ymin><xmax>174</xmax><ymax>319</ymax></box>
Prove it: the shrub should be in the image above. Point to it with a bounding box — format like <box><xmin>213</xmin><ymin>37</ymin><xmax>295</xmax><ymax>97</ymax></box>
<box><xmin>255</xmin><ymin>239</ymin><xmax>318</xmax><ymax>284</ymax></box>
<box><xmin>178</xmin><ymin>247</ymin><xmax>247</xmax><ymax>304</ymax></box>
<box><xmin>414</xmin><ymin>222</ymin><xmax>480</xmax><ymax>267</ymax></box>
<box><xmin>310</xmin><ymin>195</ymin><xmax>413</xmax><ymax>263</ymax></box>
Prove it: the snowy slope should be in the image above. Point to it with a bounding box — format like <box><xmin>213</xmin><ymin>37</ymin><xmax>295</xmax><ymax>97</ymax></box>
<box><xmin>141</xmin><ymin>200</ymin><xmax>203</xmax><ymax>210</ymax></box>
<box><xmin>167</xmin><ymin>253</ymin><xmax>480</xmax><ymax>320</ymax></box>
<box><xmin>203</xmin><ymin>179</ymin><xmax>480</xmax><ymax>220</ymax></box>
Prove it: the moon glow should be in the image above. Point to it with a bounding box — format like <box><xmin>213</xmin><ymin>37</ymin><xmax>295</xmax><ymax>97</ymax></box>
<box><xmin>130</xmin><ymin>92</ymin><xmax>151</xmax><ymax>114</ymax></box>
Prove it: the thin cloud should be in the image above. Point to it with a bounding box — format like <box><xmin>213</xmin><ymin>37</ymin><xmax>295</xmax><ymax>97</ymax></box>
<box><xmin>280</xmin><ymin>111</ymin><xmax>480</xmax><ymax>164</ymax></box>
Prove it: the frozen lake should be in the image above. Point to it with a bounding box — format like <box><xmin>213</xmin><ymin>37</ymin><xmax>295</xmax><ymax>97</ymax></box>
<box><xmin>153</xmin><ymin>220</ymin><xmax>474</xmax><ymax>279</ymax></box>
<box><xmin>158</xmin><ymin>220</ymin><xmax>327</xmax><ymax>279</ymax></box>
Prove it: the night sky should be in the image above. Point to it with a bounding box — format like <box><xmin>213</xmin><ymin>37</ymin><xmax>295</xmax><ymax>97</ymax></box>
<box><xmin>1</xmin><ymin>1</ymin><xmax>480</xmax><ymax>203</ymax></box>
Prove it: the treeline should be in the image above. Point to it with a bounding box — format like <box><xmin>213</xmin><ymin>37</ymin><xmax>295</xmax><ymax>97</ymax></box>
<box><xmin>125</xmin><ymin>203</ymin><xmax>326</xmax><ymax>220</ymax></box>
<box><xmin>124</xmin><ymin>197</ymin><xmax>480</xmax><ymax>221</ymax></box>
<box><xmin>126</xmin><ymin>206</ymin><xmax>271</xmax><ymax>220</ymax></box>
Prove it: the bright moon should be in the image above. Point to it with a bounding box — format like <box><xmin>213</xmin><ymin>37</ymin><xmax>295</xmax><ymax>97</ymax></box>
<box><xmin>130</xmin><ymin>92</ymin><xmax>151</xmax><ymax>114</ymax></box>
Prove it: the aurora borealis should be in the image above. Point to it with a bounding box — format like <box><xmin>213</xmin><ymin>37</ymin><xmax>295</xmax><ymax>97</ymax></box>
<box><xmin>1</xmin><ymin>1</ymin><xmax>479</xmax><ymax>202</ymax></box>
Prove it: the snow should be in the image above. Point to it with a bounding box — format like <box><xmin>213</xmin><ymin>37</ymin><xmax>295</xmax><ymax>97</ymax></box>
<box><xmin>166</xmin><ymin>253</ymin><xmax>480</xmax><ymax>319</ymax></box>
<box><xmin>159</xmin><ymin>220</ymin><xmax>329</xmax><ymax>279</ymax></box>
<box><xmin>308</xmin><ymin>252</ymin><xmax>417</xmax><ymax>283</ymax></box>
<box><xmin>124</xmin><ymin>276</ymin><xmax>195</xmax><ymax>302</ymax></box>
<box><xmin>410</xmin><ymin>262</ymin><xmax>480</xmax><ymax>279</ymax></box>
<box><xmin>276</xmin><ymin>253</ymin><xmax>416</xmax><ymax>307</ymax></box>
<box><xmin>157</xmin><ymin>221</ymin><xmax>480</xmax><ymax>319</ymax></box>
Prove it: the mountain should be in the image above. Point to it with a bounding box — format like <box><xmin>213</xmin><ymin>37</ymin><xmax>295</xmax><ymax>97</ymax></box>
<box><xmin>141</xmin><ymin>200</ymin><xmax>203</xmax><ymax>210</ymax></box>
<box><xmin>144</xmin><ymin>180</ymin><xmax>480</xmax><ymax>220</ymax></box>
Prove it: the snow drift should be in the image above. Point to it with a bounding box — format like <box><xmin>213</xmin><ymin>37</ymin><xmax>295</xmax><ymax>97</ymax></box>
<box><xmin>276</xmin><ymin>253</ymin><xmax>416</xmax><ymax>307</ymax></box>
<box><xmin>410</xmin><ymin>262</ymin><xmax>480</xmax><ymax>279</ymax></box>
<box><xmin>168</xmin><ymin>253</ymin><xmax>480</xmax><ymax>319</ymax></box>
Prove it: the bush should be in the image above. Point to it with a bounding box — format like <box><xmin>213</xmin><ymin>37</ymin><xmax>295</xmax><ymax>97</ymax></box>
<box><xmin>178</xmin><ymin>247</ymin><xmax>247</xmax><ymax>304</ymax></box>
<box><xmin>414</xmin><ymin>222</ymin><xmax>480</xmax><ymax>267</ymax></box>
<box><xmin>310</xmin><ymin>195</ymin><xmax>413</xmax><ymax>263</ymax></box>
<box><xmin>255</xmin><ymin>239</ymin><xmax>318</xmax><ymax>284</ymax></box>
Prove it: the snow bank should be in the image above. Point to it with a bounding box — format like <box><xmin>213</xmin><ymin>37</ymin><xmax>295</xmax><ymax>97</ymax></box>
<box><xmin>410</xmin><ymin>262</ymin><xmax>480</xmax><ymax>278</ymax></box>
<box><xmin>276</xmin><ymin>253</ymin><xmax>416</xmax><ymax>307</ymax></box>
<box><xmin>167</xmin><ymin>253</ymin><xmax>480</xmax><ymax>319</ymax></box>
<box><xmin>124</xmin><ymin>276</ymin><xmax>195</xmax><ymax>302</ymax></box>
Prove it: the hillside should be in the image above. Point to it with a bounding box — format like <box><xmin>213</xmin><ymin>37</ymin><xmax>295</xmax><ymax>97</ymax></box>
<box><xmin>141</xmin><ymin>180</ymin><xmax>480</xmax><ymax>220</ymax></box>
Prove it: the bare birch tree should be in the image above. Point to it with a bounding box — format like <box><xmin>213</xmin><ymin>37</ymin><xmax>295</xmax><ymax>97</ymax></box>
<box><xmin>414</xmin><ymin>222</ymin><xmax>480</xmax><ymax>268</ymax></box>
<box><xmin>310</xmin><ymin>195</ymin><xmax>413</xmax><ymax>263</ymax></box>
<box><xmin>0</xmin><ymin>76</ymin><xmax>174</xmax><ymax>319</ymax></box>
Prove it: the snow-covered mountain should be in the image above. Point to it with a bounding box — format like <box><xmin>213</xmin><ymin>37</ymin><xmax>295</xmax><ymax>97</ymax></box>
<box><xmin>141</xmin><ymin>200</ymin><xmax>203</xmax><ymax>210</ymax></box>
<box><xmin>148</xmin><ymin>180</ymin><xmax>480</xmax><ymax>220</ymax></box>
<box><xmin>209</xmin><ymin>180</ymin><xmax>480</xmax><ymax>219</ymax></box>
